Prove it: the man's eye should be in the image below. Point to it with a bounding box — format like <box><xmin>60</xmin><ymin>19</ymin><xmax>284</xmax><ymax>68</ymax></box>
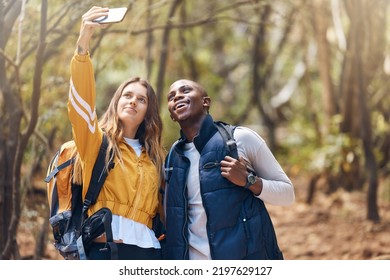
<box><xmin>183</xmin><ymin>86</ymin><xmax>192</xmax><ymax>93</ymax></box>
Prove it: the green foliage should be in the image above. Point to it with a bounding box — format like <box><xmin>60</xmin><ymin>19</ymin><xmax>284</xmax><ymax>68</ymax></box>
<box><xmin>3</xmin><ymin>0</ymin><xmax>389</xmax><ymax>194</ymax></box>
<box><xmin>284</xmin><ymin>112</ymin><xmax>366</xmax><ymax>186</ymax></box>
<box><xmin>310</xmin><ymin>133</ymin><xmax>363</xmax><ymax>174</ymax></box>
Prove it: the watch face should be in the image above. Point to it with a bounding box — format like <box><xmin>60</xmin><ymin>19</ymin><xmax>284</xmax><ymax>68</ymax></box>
<box><xmin>248</xmin><ymin>173</ymin><xmax>256</xmax><ymax>184</ymax></box>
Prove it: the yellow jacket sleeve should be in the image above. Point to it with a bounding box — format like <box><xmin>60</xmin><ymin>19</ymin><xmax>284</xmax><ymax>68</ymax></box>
<box><xmin>68</xmin><ymin>52</ymin><xmax>103</xmax><ymax>196</ymax></box>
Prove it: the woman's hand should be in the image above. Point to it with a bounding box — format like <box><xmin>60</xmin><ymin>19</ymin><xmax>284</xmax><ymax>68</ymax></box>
<box><xmin>76</xmin><ymin>6</ymin><xmax>109</xmax><ymax>55</ymax></box>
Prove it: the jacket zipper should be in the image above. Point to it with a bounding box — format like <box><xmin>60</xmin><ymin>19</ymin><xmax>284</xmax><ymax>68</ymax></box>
<box><xmin>130</xmin><ymin>157</ymin><xmax>143</xmax><ymax>219</ymax></box>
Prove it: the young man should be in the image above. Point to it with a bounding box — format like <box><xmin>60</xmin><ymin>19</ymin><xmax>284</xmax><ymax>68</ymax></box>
<box><xmin>164</xmin><ymin>79</ymin><xmax>295</xmax><ymax>260</ymax></box>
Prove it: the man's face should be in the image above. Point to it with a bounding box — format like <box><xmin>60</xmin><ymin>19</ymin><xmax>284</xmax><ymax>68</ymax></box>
<box><xmin>167</xmin><ymin>79</ymin><xmax>209</xmax><ymax>123</ymax></box>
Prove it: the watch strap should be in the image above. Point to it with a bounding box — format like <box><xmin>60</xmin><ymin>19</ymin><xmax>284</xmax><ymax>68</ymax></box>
<box><xmin>245</xmin><ymin>173</ymin><xmax>256</xmax><ymax>189</ymax></box>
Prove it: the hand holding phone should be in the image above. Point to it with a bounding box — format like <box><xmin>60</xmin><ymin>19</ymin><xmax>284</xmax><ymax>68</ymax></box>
<box><xmin>93</xmin><ymin>7</ymin><xmax>128</xmax><ymax>24</ymax></box>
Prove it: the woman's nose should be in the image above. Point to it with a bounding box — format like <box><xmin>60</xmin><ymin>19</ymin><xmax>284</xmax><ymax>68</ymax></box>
<box><xmin>129</xmin><ymin>97</ymin><xmax>137</xmax><ymax>106</ymax></box>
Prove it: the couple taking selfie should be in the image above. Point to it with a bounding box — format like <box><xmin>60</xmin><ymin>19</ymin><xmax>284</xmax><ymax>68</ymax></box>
<box><xmin>67</xmin><ymin>6</ymin><xmax>294</xmax><ymax>260</ymax></box>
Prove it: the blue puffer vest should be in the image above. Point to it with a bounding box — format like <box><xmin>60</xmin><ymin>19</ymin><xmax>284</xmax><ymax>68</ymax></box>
<box><xmin>164</xmin><ymin>115</ymin><xmax>283</xmax><ymax>260</ymax></box>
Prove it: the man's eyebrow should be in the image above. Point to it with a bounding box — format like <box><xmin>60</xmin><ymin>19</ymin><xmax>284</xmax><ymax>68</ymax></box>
<box><xmin>168</xmin><ymin>85</ymin><xmax>191</xmax><ymax>95</ymax></box>
<box><xmin>178</xmin><ymin>85</ymin><xmax>188</xmax><ymax>91</ymax></box>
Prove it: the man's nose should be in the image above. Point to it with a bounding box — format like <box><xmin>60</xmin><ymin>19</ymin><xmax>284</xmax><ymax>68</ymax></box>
<box><xmin>173</xmin><ymin>91</ymin><xmax>184</xmax><ymax>101</ymax></box>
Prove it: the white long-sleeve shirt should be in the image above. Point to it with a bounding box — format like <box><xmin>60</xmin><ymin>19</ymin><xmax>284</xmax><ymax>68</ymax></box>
<box><xmin>235</xmin><ymin>126</ymin><xmax>295</xmax><ymax>206</ymax></box>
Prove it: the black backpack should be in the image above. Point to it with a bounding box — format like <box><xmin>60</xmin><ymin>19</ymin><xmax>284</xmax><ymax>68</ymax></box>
<box><xmin>44</xmin><ymin>134</ymin><xmax>117</xmax><ymax>259</ymax></box>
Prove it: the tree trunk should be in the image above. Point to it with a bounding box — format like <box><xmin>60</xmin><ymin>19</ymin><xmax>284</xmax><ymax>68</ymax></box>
<box><xmin>312</xmin><ymin>0</ymin><xmax>336</xmax><ymax>134</ymax></box>
<box><xmin>249</xmin><ymin>4</ymin><xmax>276</xmax><ymax>148</ymax></box>
<box><xmin>340</xmin><ymin>0</ymin><xmax>385</xmax><ymax>221</ymax></box>
<box><xmin>156</xmin><ymin>0</ymin><xmax>183</xmax><ymax>107</ymax></box>
<box><xmin>0</xmin><ymin>0</ymin><xmax>23</xmax><ymax>260</ymax></box>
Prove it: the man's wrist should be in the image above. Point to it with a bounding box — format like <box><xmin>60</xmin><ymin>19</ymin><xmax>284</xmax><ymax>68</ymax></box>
<box><xmin>245</xmin><ymin>175</ymin><xmax>263</xmax><ymax>196</ymax></box>
<box><xmin>244</xmin><ymin>172</ymin><xmax>257</xmax><ymax>189</ymax></box>
<box><xmin>253</xmin><ymin>178</ymin><xmax>263</xmax><ymax>196</ymax></box>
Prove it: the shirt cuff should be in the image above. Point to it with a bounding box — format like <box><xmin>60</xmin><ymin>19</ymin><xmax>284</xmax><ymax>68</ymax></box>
<box><xmin>74</xmin><ymin>50</ymin><xmax>90</xmax><ymax>61</ymax></box>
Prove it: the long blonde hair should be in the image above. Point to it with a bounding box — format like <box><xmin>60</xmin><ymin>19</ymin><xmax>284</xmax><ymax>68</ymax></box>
<box><xmin>98</xmin><ymin>77</ymin><xmax>165</xmax><ymax>178</ymax></box>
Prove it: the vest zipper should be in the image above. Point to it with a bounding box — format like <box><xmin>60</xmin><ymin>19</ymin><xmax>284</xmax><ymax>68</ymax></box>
<box><xmin>182</xmin><ymin>160</ymin><xmax>190</xmax><ymax>259</ymax></box>
<box><xmin>202</xmin><ymin>161</ymin><xmax>220</xmax><ymax>169</ymax></box>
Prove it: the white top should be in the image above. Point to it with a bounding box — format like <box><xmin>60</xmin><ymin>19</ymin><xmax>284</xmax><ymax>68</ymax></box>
<box><xmin>184</xmin><ymin>126</ymin><xmax>294</xmax><ymax>259</ymax></box>
<box><xmin>109</xmin><ymin>137</ymin><xmax>160</xmax><ymax>249</ymax></box>
<box><xmin>183</xmin><ymin>142</ymin><xmax>211</xmax><ymax>260</ymax></box>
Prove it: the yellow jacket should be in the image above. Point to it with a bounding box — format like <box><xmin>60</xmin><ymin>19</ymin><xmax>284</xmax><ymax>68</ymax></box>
<box><xmin>68</xmin><ymin>52</ymin><xmax>159</xmax><ymax>228</ymax></box>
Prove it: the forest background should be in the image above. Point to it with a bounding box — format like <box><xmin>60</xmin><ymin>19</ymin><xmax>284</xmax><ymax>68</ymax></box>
<box><xmin>1</xmin><ymin>0</ymin><xmax>389</xmax><ymax>260</ymax></box>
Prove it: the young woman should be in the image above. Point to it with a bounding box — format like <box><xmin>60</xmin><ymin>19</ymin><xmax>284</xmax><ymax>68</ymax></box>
<box><xmin>68</xmin><ymin>6</ymin><xmax>165</xmax><ymax>260</ymax></box>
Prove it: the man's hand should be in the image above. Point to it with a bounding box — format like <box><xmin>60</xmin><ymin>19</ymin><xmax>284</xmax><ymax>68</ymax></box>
<box><xmin>220</xmin><ymin>156</ymin><xmax>263</xmax><ymax>195</ymax></box>
<box><xmin>220</xmin><ymin>156</ymin><xmax>248</xmax><ymax>187</ymax></box>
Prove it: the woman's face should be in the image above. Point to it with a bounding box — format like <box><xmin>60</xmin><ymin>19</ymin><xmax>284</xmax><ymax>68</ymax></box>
<box><xmin>117</xmin><ymin>82</ymin><xmax>148</xmax><ymax>131</ymax></box>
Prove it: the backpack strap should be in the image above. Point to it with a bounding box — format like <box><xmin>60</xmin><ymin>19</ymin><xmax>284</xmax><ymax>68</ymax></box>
<box><xmin>214</xmin><ymin>121</ymin><xmax>238</xmax><ymax>159</ymax></box>
<box><xmin>76</xmin><ymin>207</ymin><xmax>118</xmax><ymax>260</ymax></box>
<box><xmin>101</xmin><ymin>212</ymin><xmax>119</xmax><ymax>260</ymax></box>
<box><xmin>79</xmin><ymin>133</ymin><xmax>117</xmax><ymax>260</ymax></box>
<box><xmin>44</xmin><ymin>156</ymin><xmax>75</xmax><ymax>183</ymax></box>
<box><xmin>45</xmin><ymin>151</ymin><xmax>76</xmax><ymax>217</ymax></box>
<box><xmin>215</xmin><ymin>121</ymin><xmax>257</xmax><ymax>176</ymax></box>
<box><xmin>81</xmin><ymin>133</ymin><xmax>114</xmax><ymax>219</ymax></box>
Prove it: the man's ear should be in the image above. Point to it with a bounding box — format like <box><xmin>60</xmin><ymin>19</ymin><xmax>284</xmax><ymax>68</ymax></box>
<box><xmin>203</xmin><ymin>96</ymin><xmax>211</xmax><ymax>112</ymax></box>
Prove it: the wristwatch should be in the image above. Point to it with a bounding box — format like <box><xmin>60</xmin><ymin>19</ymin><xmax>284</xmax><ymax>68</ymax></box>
<box><xmin>245</xmin><ymin>172</ymin><xmax>257</xmax><ymax>189</ymax></box>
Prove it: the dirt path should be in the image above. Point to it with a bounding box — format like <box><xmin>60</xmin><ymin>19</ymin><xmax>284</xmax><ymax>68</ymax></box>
<box><xmin>268</xmin><ymin>176</ymin><xmax>390</xmax><ymax>260</ymax></box>
<box><xmin>17</xmin><ymin>176</ymin><xmax>390</xmax><ymax>260</ymax></box>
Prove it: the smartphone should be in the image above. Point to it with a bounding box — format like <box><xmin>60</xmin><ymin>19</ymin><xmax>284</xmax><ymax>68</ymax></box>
<box><xmin>93</xmin><ymin>7</ymin><xmax>128</xmax><ymax>24</ymax></box>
